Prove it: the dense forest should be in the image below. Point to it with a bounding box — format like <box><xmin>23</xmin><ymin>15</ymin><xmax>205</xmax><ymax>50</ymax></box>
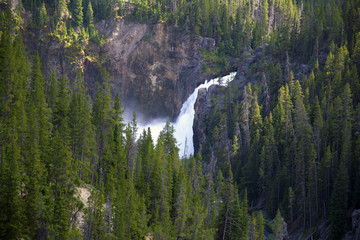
<box><xmin>1</xmin><ymin>0</ymin><xmax>360</xmax><ymax>239</ymax></box>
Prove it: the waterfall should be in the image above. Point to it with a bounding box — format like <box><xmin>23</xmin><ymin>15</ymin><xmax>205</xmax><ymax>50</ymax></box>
<box><xmin>136</xmin><ymin>72</ymin><xmax>237</xmax><ymax>158</ymax></box>
<box><xmin>173</xmin><ymin>72</ymin><xmax>237</xmax><ymax>157</ymax></box>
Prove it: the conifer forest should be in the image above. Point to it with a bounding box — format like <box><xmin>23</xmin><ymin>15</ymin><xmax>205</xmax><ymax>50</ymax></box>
<box><xmin>0</xmin><ymin>0</ymin><xmax>360</xmax><ymax>239</ymax></box>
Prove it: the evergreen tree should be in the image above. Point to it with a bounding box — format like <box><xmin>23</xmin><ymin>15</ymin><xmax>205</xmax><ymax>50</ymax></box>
<box><xmin>257</xmin><ymin>211</ymin><xmax>265</xmax><ymax>240</ymax></box>
<box><xmin>293</xmin><ymin>80</ymin><xmax>316</xmax><ymax>228</ymax></box>
<box><xmin>73</xmin><ymin>0</ymin><xmax>83</xmax><ymax>27</ymax></box>
<box><xmin>70</xmin><ymin>70</ymin><xmax>97</xmax><ymax>183</ymax></box>
<box><xmin>83</xmin><ymin>190</ymin><xmax>106</xmax><ymax>239</ymax></box>
<box><xmin>329</xmin><ymin>162</ymin><xmax>349</xmax><ymax>240</ymax></box>
<box><xmin>174</xmin><ymin>164</ymin><xmax>191</xmax><ymax>239</ymax></box>
<box><xmin>340</xmin><ymin>83</ymin><xmax>352</xmax><ymax>167</ymax></box>
<box><xmin>123</xmin><ymin>180</ymin><xmax>147</xmax><ymax>239</ymax></box>
<box><xmin>92</xmin><ymin>70</ymin><xmax>114</xmax><ymax>186</ymax></box>
<box><xmin>39</xmin><ymin>2</ymin><xmax>48</xmax><ymax>27</ymax></box>
<box><xmin>57</xmin><ymin>0</ymin><xmax>70</xmax><ymax>20</ymax></box>
<box><xmin>272</xmin><ymin>209</ymin><xmax>286</xmax><ymax>240</ymax></box>
<box><xmin>85</xmin><ymin>2</ymin><xmax>95</xmax><ymax>35</ymax></box>
<box><xmin>0</xmin><ymin>84</ymin><xmax>24</xmax><ymax>239</ymax></box>
<box><xmin>27</xmin><ymin>52</ymin><xmax>51</xmax><ymax>161</ymax></box>
<box><xmin>23</xmin><ymin>52</ymin><xmax>51</xmax><ymax>238</ymax></box>
<box><xmin>47</xmin><ymin>67</ymin><xmax>59</xmax><ymax>113</ymax></box>
<box><xmin>216</xmin><ymin>166</ymin><xmax>249</xmax><ymax>240</ymax></box>
<box><xmin>353</xmin><ymin>32</ymin><xmax>360</xmax><ymax>73</ymax></box>
<box><xmin>0</xmin><ymin>33</ymin><xmax>29</xmax><ymax>239</ymax></box>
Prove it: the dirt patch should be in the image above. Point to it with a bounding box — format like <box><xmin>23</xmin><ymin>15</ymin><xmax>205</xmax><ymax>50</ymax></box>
<box><xmin>76</xmin><ymin>187</ymin><xmax>91</xmax><ymax>208</ymax></box>
<box><xmin>75</xmin><ymin>187</ymin><xmax>91</xmax><ymax>229</ymax></box>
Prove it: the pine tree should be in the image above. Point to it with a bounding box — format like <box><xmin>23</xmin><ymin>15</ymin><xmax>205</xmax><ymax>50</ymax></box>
<box><xmin>73</xmin><ymin>0</ymin><xmax>83</xmax><ymax>27</ymax></box>
<box><xmin>186</xmin><ymin>153</ymin><xmax>207</xmax><ymax>239</ymax></box>
<box><xmin>216</xmin><ymin>166</ymin><xmax>249</xmax><ymax>240</ymax></box>
<box><xmin>0</xmin><ymin>113</ymin><xmax>23</xmax><ymax>240</ymax></box>
<box><xmin>313</xmin><ymin>96</ymin><xmax>323</xmax><ymax>162</ymax></box>
<box><xmin>329</xmin><ymin>162</ymin><xmax>349</xmax><ymax>240</ymax></box>
<box><xmin>261</xmin><ymin>0</ymin><xmax>269</xmax><ymax>41</ymax></box>
<box><xmin>259</xmin><ymin>112</ymin><xmax>278</xmax><ymax>215</ymax></box>
<box><xmin>249</xmin><ymin>212</ymin><xmax>257</xmax><ymax>240</ymax></box>
<box><xmin>340</xmin><ymin>83</ymin><xmax>352</xmax><ymax>167</ymax></box>
<box><xmin>174</xmin><ymin>164</ymin><xmax>190</xmax><ymax>239</ymax></box>
<box><xmin>273</xmin><ymin>84</ymin><xmax>294</xmax><ymax>214</ymax></box>
<box><xmin>47</xmin><ymin>73</ymin><xmax>76</xmax><ymax>239</ymax></box>
<box><xmin>353</xmin><ymin>32</ymin><xmax>360</xmax><ymax>73</ymax></box>
<box><xmin>70</xmin><ymin>70</ymin><xmax>97</xmax><ymax>183</ymax></box>
<box><xmin>0</xmin><ymin>24</ymin><xmax>14</xmax><ymax>123</ymax></box>
<box><xmin>83</xmin><ymin>189</ymin><xmax>106</xmax><ymax>239</ymax></box>
<box><xmin>85</xmin><ymin>2</ymin><xmax>95</xmax><ymax>35</ymax></box>
<box><xmin>23</xmin><ymin>137</ymin><xmax>45</xmax><ymax>239</ymax></box>
<box><xmin>0</xmin><ymin>33</ymin><xmax>29</xmax><ymax>239</ymax></box>
<box><xmin>53</xmin><ymin>75</ymin><xmax>70</xmax><ymax>133</ymax></box>
<box><xmin>124</xmin><ymin>112</ymin><xmax>138</xmax><ymax>180</ymax></box>
<box><xmin>293</xmin><ymin>80</ymin><xmax>316</xmax><ymax>228</ymax></box>
<box><xmin>57</xmin><ymin>0</ymin><xmax>70</xmax><ymax>20</ymax></box>
<box><xmin>27</xmin><ymin>52</ymin><xmax>51</xmax><ymax>161</ymax></box>
<box><xmin>257</xmin><ymin>211</ymin><xmax>265</xmax><ymax>240</ymax></box>
<box><xmin>353</xmin><ymin>104</ymin><xmax>360</xmax><ymax>209</ymax></box>
<box><xmin>39</xmin><ymin>2</ymin><xmax>48</xmax><ymax>27</ymax></box>
<box><xmin>124</xmin><ymin>180</ymin><xmax>147</xmax><ymax>239</ymax></box>
<box><xmin>23</xmin><ymin>52</ymin><xmax>51</xmax><ymax>239</ymax></box>
<box><xmin>243</xmin><ymin>89</ymin><xmax>263</xmax><ymax>199</ymax></box>
<box><xmin>319</xmin><ymin>146</ymin><xmax>332</xmax><ymax>216</ymax></box>
<box><xmin>136</xmin><ymin>128</ymin><xmax>154</xmax><ymax>199</ymax></box>
<box><xmin>47</xmin><ymin>67</ymin><xmax>59</xmax><ymax>113</ymax></box>
<box><xmin>272</xmin><ymin>209</ymin><xmax>286</xmax><ymax>240</ymax></box>
<box><xmin>92</xmin><ymin>71</ymin><xmax>114</xmax><ymax>186</ymax></box>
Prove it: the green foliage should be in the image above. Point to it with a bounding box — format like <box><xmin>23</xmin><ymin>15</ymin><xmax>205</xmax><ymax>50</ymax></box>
<box><xmin>2</xmin><ymin>0</ymin><xmax>360</xmax><ymax>239</ymax></box>
<box><xmin>85</xmin><ymin>2</ymin><xmax>95</xmax><ymax>35</ymax></box>
<box><xmin>57</xmin><ymin>0</ymin><xmax>70</xmax><ymax>21</ymax></box>
<box><xmin>201</xmin><ymin>22</ymin><xmax>360</xmax><ymax>237</ymax></box>
<box><xmin>200</xmin><ymin>48</ymin><xmax>225</xmax><ymax>74</ymax></box>
<box><xmin>38</xmin><ymin>2</ymin><xmax>48</xmax><ymax>28</ymax></box>
<box><xmin>329</xmin><ymin>162</ymin><xmax>349</xmax><ymax>240</ymax></box>
<box><xmin>216</xmin><ymin>167</ymin><xmax>249</xmax><ymax>240</ymax></box>
<box><xmin>73</xmin><ymin>0</ymin><xmax>83</xmax><ymax>28</ymax></box>
<box><xmin>272</xmin><ymin>209</ymin><xmax>286</xmax><ymax>240</ymax></box>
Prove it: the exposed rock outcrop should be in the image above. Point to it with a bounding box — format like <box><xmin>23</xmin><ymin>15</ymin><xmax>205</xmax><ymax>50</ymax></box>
<box><xmin>24</xmin><ymin>16</ymin><xmax>215</xmax><ymax>120</ymax></box>
<box><xmin>74</xmin><ymin>187</ymin><xmax>91</xmax><ymax>229</ymax></box>
<box><xmin>98</xmin><ymin>19</ymin><xmax>214</xmax><ymax>119</ymax></box>
<box><xmin>353</xmin><ymin>209</ymin><xmax>360</xmax><ymax>240</ymax></box>
<box><xmin>344</xmin><ymin>209</ymin><xmax>360</xmax><ymax>240</ymax></box>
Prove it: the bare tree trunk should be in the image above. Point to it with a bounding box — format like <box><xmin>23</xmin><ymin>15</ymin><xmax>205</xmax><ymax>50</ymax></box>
<box><xmin>263</xmin><ymin>72</ymin><xmax>271</xmax><ymax>116</ymax></box>
<box><xmin>243</xmin><ymin>86</ymin><xmax>250</xmax><ymax>155</ymax></box>
<box><xmin>314</xmin><ymin>161</ymin><xmax>319</xmax><ymax>214</ymax></box>
<box><xmin>222</xmin><ymin>200</ymin><xmax>230</xmax><ymax>240</ymax></box>
<box><xmin>268</xmin><ymin>3</ymin><xmax>274</xmax><ymax>35</ymax></box>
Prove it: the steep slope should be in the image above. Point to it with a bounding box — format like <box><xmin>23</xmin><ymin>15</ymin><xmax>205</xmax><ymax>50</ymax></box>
<box><xmin>24</xmin><ymin>17</ymin><xmax>216</xmax><ymax>120</ymax></box>
<box><xmin>98</xmin><ymin>19</ymin><xmax>217</xmax><ymax>119</ymax></box>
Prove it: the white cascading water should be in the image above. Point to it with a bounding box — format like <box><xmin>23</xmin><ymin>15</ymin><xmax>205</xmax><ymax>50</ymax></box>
<box><xmin>136</xmin><ymin>72</ymin><xmax>237</xmax><ymax>158</ymax></box>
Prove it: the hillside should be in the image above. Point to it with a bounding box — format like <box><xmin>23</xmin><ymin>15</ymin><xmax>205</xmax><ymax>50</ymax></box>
<box><xmin>0</xmin><ymin>0</ymin><xmax>360</xmax><ymax>239</ymax></box>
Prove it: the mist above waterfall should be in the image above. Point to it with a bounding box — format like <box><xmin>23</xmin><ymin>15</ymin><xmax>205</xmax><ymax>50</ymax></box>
<box><xmin>125</xmin><ymin>72</ymin><xmax>236</xmax><ymax>158</ymax></box>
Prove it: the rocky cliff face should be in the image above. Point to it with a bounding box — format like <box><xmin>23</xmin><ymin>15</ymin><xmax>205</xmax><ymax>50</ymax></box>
<box><xmin>98</xmin><ymin>19</ymin><xmax>216</xmax><ymax>119</ymax></box>
<box><xmin>26</xmin><ymin>17</ymin><xmax>216</xmax><ymax>120</ymax></box>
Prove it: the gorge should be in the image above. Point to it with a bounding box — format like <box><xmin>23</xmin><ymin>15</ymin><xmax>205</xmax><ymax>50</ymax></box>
<box><xmin>1</xmin><ymin>0</ymin><xmax>360</xmax><ymax>239</ymax></box>
<box><xmin>134</xmin><ymin>72</ymin><xmax>237</xmax><ymax>158</ymax></box>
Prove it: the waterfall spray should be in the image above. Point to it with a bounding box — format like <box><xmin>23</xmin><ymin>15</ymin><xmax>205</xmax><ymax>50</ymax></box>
<box><xmin>135</xmin><ymin>72</ymin><xmax>237</xmax><ymax>158</ymax></box>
